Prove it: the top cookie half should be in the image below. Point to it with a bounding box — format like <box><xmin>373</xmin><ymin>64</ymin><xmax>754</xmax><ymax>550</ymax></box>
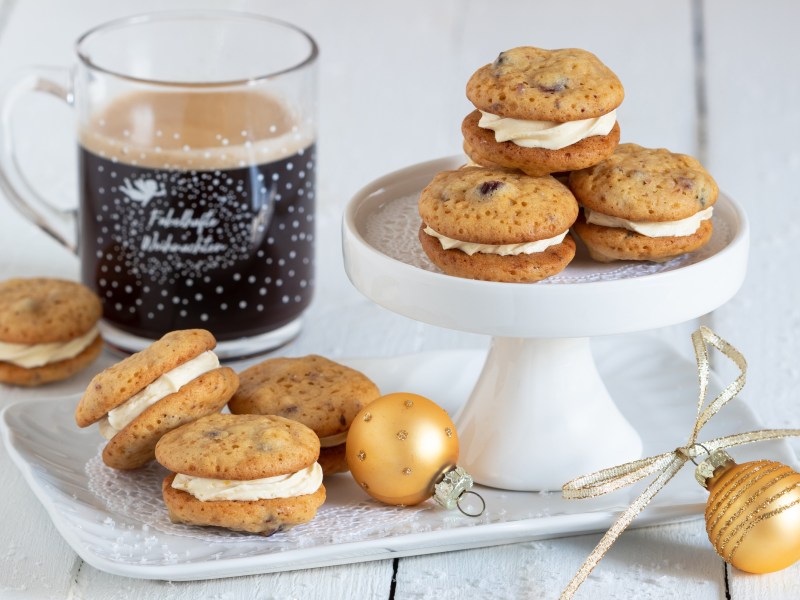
<box><xmin>76</xmin><ymin>328</ymin><xmax>216</xmax><ymax>427</ymax></box>
<box><xmin>466</xmin><ymin>47</ymin><xmax>624</xmax><ymax>121</ymax></box>
<box><xmin>419</xmin><ymin>167</ymin><xmax>578</xmax><ymax>244</ymax></box>
<box><xmin>229</xmin><ymin>355</ymin><xmax>380</xmax><ymax>438</ymax></box>
<box><xmin>569</xmin><ymin>144</ymin><xmax>719</xmax><ymax>221</ymax></box>
<box><xmin>0</xmin><ymin>278</ymin><xmax>101</xmax><ymax>344</ymax></box>
<box><xmin>155</xmin><ymin>413</ymin><xmax>320</xmax><ymax>480</ymax></box>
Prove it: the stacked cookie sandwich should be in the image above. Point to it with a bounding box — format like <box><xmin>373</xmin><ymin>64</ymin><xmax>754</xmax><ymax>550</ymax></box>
<box><xmin>462</xmin><ymin>47</ymin><xmax>623</xmax><ymax>176</ymax></box>
<box><xmin>418</xmin><ymin>167</ymin><xmax>578</xmax><ymax>282</ymax></box>
<box><xmin>0</xmin><ymin>278</ymin><xmax>103</xmax><ymax>386</ymax></box>
<box><xmin>75</xmin><ymin>331</ymin><xmax>333</xmax><ymax>535</ymax></box>
<box><xmin>421</xmin><ymin>46</ymin><xmax>627</xmax><ymax>282</ymax></box>
<box><xmin>156</xmin><ymin>413</ymin><xmax>326</xmax><ymax>535</ymax></box>
<box><xmin>75</xmin><ymin>329</ymin><xmax>238</xmax><ymax>469</ymax></box>
<box><xmin>421</xmin><ymin>45</ymin><xmax>718</xmax><ymax>276</ymax></box>
<box><xmin>569</xmin><ymin>143</ymin><xmax>718</xmax><ymax>262</ymax></box>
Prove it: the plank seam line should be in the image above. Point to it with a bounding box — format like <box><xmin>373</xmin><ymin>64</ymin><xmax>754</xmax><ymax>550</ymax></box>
<box><xmin>389</xmin><ymin>557</ymin><xmax>399</xmax><ymax>600</ymax></box>
<box><xmin>691</xmin><ymin>0</ymin><xmax>709</xmax><ymax>165</ymax></box>
<box><xmin>66</xmin><ymin>556</ymin><xmax>85</xmax><ymax>600</ymax></box>
<box><xmin>693</xmin><ymin>0</ymin><xmax>716</xmax><ymax>336</ymax></box>
<box><xmin>724</xmin><ymin>562</ymin><xmax>731</xmax><ymax>600</ymax></box>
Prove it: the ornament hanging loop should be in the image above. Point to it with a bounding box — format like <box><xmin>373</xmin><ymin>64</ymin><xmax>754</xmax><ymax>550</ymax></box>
<box><xmin>688</xmin><ymin>443</ymin><xmax>712</xmax><ymax>466</ymax></box>
<box><xmin>456</xmin><ymin>490</ymin><xmax>486</xmax><ymax>518</ymax></box>
<box><xmin>433</xmin><ymin>465</ymin><xmax>485</xmax><ymax>517</ymax></box>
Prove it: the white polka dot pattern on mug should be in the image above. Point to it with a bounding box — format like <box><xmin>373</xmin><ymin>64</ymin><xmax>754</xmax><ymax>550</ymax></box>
<box><xmin>79</xmin><ymin>145</ymin><xmax>316</xmax><ymax>341</ymax></box>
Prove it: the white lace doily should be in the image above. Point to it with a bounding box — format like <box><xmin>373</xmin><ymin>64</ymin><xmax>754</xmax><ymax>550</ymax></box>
<box><xmin>365</xmin><ymin>193</ymin><xmax>731</xmax><ymax>283</ymax></box>
<box><xmin>85</xmin><ymin>444</ymin><xmax>438</xmax><ymax>553</ymax></box>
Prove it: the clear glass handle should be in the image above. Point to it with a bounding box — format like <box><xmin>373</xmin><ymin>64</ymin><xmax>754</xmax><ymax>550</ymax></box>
<box><xmin>0</xmin><ymin>66</ymin><xmax>77</xmax><ymax>253</ymax></box>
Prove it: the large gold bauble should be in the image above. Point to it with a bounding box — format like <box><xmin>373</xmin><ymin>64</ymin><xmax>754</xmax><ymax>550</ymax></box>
<box><xmin>345</xmin><ymin>392</ymin><xmax>459</xmax><ymax>506</ymax></box>
<box><xmin>705</xmin><ymin>459</ymin><xmax>800</xmax><ymax>573</ymax></box>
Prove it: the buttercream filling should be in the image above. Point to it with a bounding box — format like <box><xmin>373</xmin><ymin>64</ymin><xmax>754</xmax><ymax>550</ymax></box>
<box><xmin>171</xmin><ymin>462</ymin><xmax>323</xmax><ymax>501</ymax></box>
<box><xmin>584</xmin><ymin>206</ymin><xmax>714</xmax><ymax>238</ymax></box>
<box><xmin>97</xmin><ymin>350</ymin><xmax>219</xmax><ymax>440</ymax></box>
<box><xmin>0</xmin><ymin>326</ymin><xmax>99</xmax><ymax>368</ymax></box>
<box><xmin>319</xmin><ymin>431</ymin><xmax>349</xmax><ymax>448</ymax></box>
<box><xmin>478</xmin><ymin>109</ymin><xmax>616</xmax><ymax>150</ymax></box>
<box><xmin>424</xmin><ymin>225</ymin><xmax>567</xmax><ymax>256</ymax></box>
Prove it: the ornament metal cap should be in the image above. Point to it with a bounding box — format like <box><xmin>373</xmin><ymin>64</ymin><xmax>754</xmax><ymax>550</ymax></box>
<box><xmin>695</xmin><ymin>449</ymin><xmax>735</xmax><ymax>489</ymax></box>
<box><xmin>433</xmin><ymin>466</ymin><xmax>472</xmax><ymax>509</ymax></box>
<box><xmin>433</xmin><ymin>466</ymin><xmax>484</xmax><ymax>516</ymax></box>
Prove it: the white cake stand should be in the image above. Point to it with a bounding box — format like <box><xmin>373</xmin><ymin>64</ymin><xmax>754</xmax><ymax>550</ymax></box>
<box><xmin>342</xmin><ymin>156</ymin><xmax>749</xmax><ymax>491</ymax></box>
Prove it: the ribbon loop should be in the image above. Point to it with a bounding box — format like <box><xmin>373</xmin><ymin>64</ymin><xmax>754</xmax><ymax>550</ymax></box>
<box><xmin>559</xmin><ymin>328</ymin><xmax>798</xmax><ymax>599</ymax></box>
<box><xmin>562</xmin><ymin>452</ymin><xmax>675</xmax><ymax>500</ymax></box>
<box><xmin>688</xmin><ymin>326</ymin><xmax>747</xmax><ymax>445</ymax></box>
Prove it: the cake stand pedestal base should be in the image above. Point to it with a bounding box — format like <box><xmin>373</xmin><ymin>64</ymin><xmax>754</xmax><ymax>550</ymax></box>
<box><xmin>456</xmin><ymin>336</ymin><xmax>643</xmax><ymax>491</ymax></box>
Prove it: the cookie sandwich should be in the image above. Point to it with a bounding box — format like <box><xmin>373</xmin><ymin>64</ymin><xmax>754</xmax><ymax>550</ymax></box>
<box><xmin>463</xmin><ymin>46</ymin><xmax>623</xmax><ymax>176</ymax></box>
<box><xmin>75</xmin><ymin>329</ymin><xmax>238</xmax><ymax>469</ymax></box>
<box><xmin>0</xmin><ymin>278</ymin><xmax>103</xmax><ymax>386</ymax></box>
<box><xmin>418</xmin><ymin>167</ymin><xmax>578</xmax><ymax>282</ymax></box>
<box><xmin>229</xmin><ymin>355</ymin><xmax>380</xmax><ymax>475</ymax></box>
<box><xmin>570</xmin><ymin>143</ymin><xmax>718</xmax><ymax>262</ymax></box>
<box><xmin>156</xmin><ymin>413</ymin><xmax>326</xmax><ymax>535</ymax></box>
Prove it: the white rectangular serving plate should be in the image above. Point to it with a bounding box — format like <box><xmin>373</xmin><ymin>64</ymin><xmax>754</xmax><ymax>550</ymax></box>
<box><xmin>2</xmin><ymin>339</ymin><xmax>796</xmax><ymax>581</ymax></box>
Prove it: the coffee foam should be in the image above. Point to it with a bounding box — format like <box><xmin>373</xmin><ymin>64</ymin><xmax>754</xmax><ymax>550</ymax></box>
<box><xmin>79</xmin><ymin>90</ymin><xmax>312</xmax><ymax>170</ymax></box>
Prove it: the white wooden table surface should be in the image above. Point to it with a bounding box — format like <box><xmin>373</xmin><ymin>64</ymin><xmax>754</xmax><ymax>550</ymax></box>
<box><xmin>1</xmin><ymin>1</ymin><xmax>799</xmax><ymax>598</ymax></box>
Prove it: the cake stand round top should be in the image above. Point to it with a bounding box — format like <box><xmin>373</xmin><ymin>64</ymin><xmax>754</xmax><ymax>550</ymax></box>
<box><xmin>342</xmin><ymin>156</ymin><xmax>749</xmax><ymax>338</ymax></box>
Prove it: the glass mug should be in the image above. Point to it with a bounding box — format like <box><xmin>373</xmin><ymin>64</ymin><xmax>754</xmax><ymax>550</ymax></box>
<box><xmin>0</xmin><ymin>12</ymin><xmax>318</xmax><ymax>359</ymax></box>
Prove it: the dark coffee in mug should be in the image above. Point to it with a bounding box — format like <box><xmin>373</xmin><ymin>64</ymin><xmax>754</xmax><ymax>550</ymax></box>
<box><xmin>78</xmin><ymin>90</ymin><xmax>315</xmax><ymax>342</ymax></box>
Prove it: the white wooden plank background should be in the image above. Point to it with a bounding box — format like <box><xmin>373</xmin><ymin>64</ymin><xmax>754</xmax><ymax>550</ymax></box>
<box><xmin>704</xmin><ymin>1</ymin><xmax>800</xmax><ymax>598</ymax></box>
<box><xmin>0</xmin><ymin>0</ymin><xmax>798</xmax><ymax>598</ymax></box>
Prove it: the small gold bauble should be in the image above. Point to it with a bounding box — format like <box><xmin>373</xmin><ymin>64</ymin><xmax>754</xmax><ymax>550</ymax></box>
<box><xmin>703</xmin><ymin>457</ymin><xmax>800</xmax><ymax>573</ymax></box>
<box><xmin>345</xmin><ymin>392</ymin><xmax>459</xmax><ymax>506</ymax></box>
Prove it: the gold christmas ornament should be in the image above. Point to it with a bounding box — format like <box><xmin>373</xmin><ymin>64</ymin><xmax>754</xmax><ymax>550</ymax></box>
<box><xmin>559</xmin><ymin>327</ymin><xmax>800</xmax><ymax>600</ymax></box>
<box><xmin>697</xmin><ymin>449</ymin><xmax>800</xmax><ymax>574</ymax></box>
<box><xmin>345</xmin><ymin>392</ymin><xmax>482</xmax><ymax>513</ymax></box>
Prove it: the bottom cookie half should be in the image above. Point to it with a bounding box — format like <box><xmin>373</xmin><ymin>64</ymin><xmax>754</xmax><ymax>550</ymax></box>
<box><xmin>419</xmin><ymin>226</ymin><xmax>576</xmax><ymax>283</ymax></box>
<box><xmin>572</xmin><ymin>219</ymin><xmax>713</xmax><ymax>262</ymax></box>
<box><xmin>0</xmin><ymin>334</ymin><xmax>104</xmax><ymax>387</ymax></box>
<box><xmin>162</xmin><ymin>474</ymin><xmax>327</xmax><ymax>535</ymax></box>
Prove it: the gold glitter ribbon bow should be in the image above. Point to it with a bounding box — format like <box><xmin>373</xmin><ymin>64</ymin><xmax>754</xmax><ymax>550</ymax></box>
<box><xmin>559</xmin><ymin>326</ymin><xmax>800</xmax><ymax>599</ymax></box>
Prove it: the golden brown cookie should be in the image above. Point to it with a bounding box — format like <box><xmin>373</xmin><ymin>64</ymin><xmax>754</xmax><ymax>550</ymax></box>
<box><xmin>0</xmin><ymin>335</ymin><xmax>104</xmax><ymax>387</ymax></box>
<box><xmin>417</xmin><ymin>167</ymin><xmax>578</xmax><ymax>282</ymax></box>
<box><xmin>419</xmin><ymin>225</ymin><xmax>576</xmax><ymax>282</ymax></box>
<box><xmin>229</xmin><ymin>355</ymin><xmax>381</xmax><ymax>475</ymax></box>
<box><xmin>317</xmin><ymin>443</ymin><xmax>348</xmax><ymax>475</ymax></box>
<box><xmin>156</xmin><ymin>414</ymin><xmax>325</xmax><ymax>535</ymax></box>
<box><xmin>466</xmin><ymin>47</ymin><xmax>624</xmax><ymax>121</ymax></box>
<box><xmin>76</xmin><ymin>328</ymin><xmax>216</xmax><ymax>427</ymax></box>
<box><xmin>156</xmin><ymin>413</ymin><xmax>320</xmax><ymax>479</ymax></box>
<box><xmin>75</xmin><ymin>329</ymin><xmax>236</xmax><ymax>470</ymax></box>
<box><xmin>0</xmin><ymin>278</ymin><xmax>101</xmax><ymax>344</ymax></box>
<box><xmin>462</xmin><ymin>47</ymin><xmax>623</xmax><ymax>175</ymax></box>
<box><xmin>462</xmin><ymin>138</ymin><xmax>508</xmax><ymax>170</ymax></box>
<box><xmin>419</xmin><ymin>168</ymin><xmax>578</xmax><ymax>243</ymax></box>
<box><xmin>573</xmin><ymin>217</ymin><xmax>713</xmax><ymax>263</ymax></box>
<box><xmin>102</xmin><ymin>367</ymin><xmax>239</xmax><ymax>469</ymax></box>
<box><xmin>162</xmin><ymin>474</ymin><xmax>326</xmax><ymax>535</ymax></box>
<box><xmin>569</xmin><ymin>144</ymin><xmax>718</xmax><ymax>262</ymax></box>
<box><xmin>569</xmin><ymin>143</ymin><xmax>719</xmax><ymax>221</ymax></box>
<box><xmin>462</xmin><ymin>110</ymin><xmax>621</xmax><ymax>177</ymax></box>
<box><xmin>0</xmin><ymin>278</ymin><xmax>103</xmax><ymax>386</ymax></box>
